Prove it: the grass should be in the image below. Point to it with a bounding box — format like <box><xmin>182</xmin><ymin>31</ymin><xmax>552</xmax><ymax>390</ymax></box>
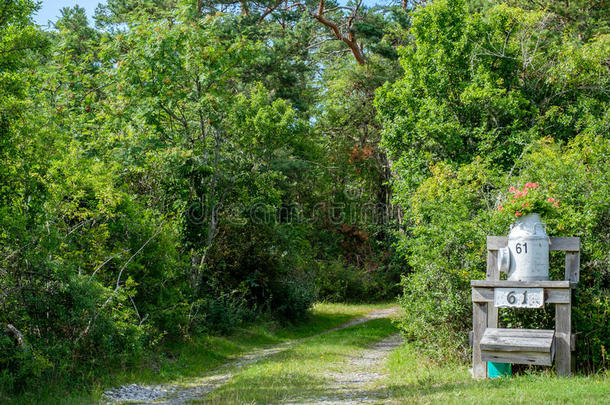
<box><xmin>3</xmin><ymin>302</ymin><xmax>393</xmax><ymax>404</ymax></box>
<box><xmin>383</xmin><ymin>343</ymin><xmax>610</xmax><ymax>404</ymax></box>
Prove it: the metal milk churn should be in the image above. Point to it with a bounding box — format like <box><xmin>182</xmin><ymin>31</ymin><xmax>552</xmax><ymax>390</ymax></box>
<box><xmin>497</xmin><ymin>213</ymin><xmax>550</xmax><ymax>281</ymax></box>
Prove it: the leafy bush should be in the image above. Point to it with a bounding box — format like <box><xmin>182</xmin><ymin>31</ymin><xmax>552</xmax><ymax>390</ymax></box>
<box><xmin>270</xmin><ymin>274</ymin><xmax>318</xmax><ymax>321</ymax></box>
<box><xmin>316</xmin><ymin>258</ymin><xmax>402</xmax><ymax>303</ymax></box>
<box><xmin>316</xmin><ymin>261</ymin><xmax>367</xmax><ymax>302</ymax></box>
<box><xmin>190</xmin><ymin>292</ymin><xmax>256</xmax><ymax>335</ymax></box>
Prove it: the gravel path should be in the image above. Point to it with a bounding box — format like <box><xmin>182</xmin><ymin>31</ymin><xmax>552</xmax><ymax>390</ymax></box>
<box><xmin>283</xmin><ymin>333</ymin><xmax>404</xmax><ymax>405</ymax></box>
<box><xmin>103</xmin><ymin>307</ymin><xmax>400</xmax><ymax>404</ymax></box>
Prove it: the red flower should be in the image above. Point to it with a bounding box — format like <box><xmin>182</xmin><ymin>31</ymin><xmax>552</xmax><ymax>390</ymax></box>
<box><xmin>554</xmin><ymin>201</ymin><xmax>559</xmax><ymax>207</ymax></box>
<box><xmin>498</xmin><ymin>206</ymin><xmax>504</xmax><ymax>211</ymax></box>
<box><xmin>515</xmin><ymin>210</ymin><xmax>522</xmax><ymax>216</ymax></box>
<box><xmin>547</xmin><ymin>197</ymin><xmax>555</xmax><ymax>202</ymax></box>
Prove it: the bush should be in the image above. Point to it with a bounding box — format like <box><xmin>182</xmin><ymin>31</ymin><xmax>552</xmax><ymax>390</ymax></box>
<box><xmin>316</xmin><ymin>261</ymin><xmax>366</xmax><ymax>302</ymax></box>
<box><xmin>270</xmin><ymin>273</ymin><xmax>317</xmax><ymax>321</ymax></box>
<box><xmin>393</xmin><ymin>158</ymin><xmax>492</xmax><ymax>362</ymax></box>
<box><xmin>315</xmin><ymin>257</ymin><xmax>402</xmax><ymax>303</ymax></box>
<box><xmin>188</xmin><ymin>292</ymin><xmax>256</xmax><ymax>335</ymax></box>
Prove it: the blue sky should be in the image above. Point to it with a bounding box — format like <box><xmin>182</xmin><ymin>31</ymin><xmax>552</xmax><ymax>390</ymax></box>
<box><xmin>33</xmin><ymin>0</ymin><xmax>382</xmax><ymax>26</ymax></box>
<box><xmin>34</xmin><ymin>0</ymin><xmax>102</xmax><ymax>26</ymax></box>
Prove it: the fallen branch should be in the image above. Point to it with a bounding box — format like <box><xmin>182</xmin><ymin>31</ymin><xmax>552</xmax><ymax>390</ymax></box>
<box><xmin>5</xmin><ymin>324</ymin><xmax>27</xmax><ymax>350</ymax></box>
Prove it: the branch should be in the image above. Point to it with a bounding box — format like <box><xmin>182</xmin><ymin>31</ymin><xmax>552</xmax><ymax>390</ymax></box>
<box><xmin>5</xmin><ymin>324</ymin><xmax>27</xmax><ymax>350</ymax></box>
<box><xmin>312</xmin><ymin>0</ymin><xmax>366</xmax><ymax>65</ymax></box>
<box><xmin>159</xmin><ymin>103</ymin><xmax>188</xmax><ymax>127</ymax></box>
<box><xmin>116</xmin><ymin>227</ymin><xmax>163</xmax><ymax>290</ymax></box>
<box><xmin>76</xmin><ymin>226</ymin><xmax>163</xmax><ymax>344</ymax></box>
<box><xmin>258</xmin><ymin>0</ymin><xmax>283</xmax><ymax>23</ymax></box>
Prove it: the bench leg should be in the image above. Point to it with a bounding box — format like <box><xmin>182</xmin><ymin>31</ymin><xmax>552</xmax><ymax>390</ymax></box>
<box><xmin>473</xmin><ymin>301</ymin><xmax>488</xmax><ymax>379</ymax></box>
<box><xmin>555</xmin><ymin>303</ymin><xmax>571</xmax><ymax>376</ymax></box>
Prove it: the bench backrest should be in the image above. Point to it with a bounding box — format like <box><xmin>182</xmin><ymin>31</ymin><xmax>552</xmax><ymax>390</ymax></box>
<box><xmin>486</xmin><ymin>236</ymin><xmax>580</xmax><ymax>286</ymax></box>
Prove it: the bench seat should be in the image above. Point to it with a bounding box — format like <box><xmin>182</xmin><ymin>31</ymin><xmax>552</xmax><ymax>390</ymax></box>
<box><xmin>480</xmin><ymin>328</ymin><xmax>555</xmax><ymax>366</ymax></box>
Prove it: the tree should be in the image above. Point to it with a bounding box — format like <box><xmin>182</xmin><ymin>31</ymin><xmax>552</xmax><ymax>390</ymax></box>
<box><xmin>376</xmin><ymin>0</ymin><xmax>610</xmax><ymax>191</ymax></box>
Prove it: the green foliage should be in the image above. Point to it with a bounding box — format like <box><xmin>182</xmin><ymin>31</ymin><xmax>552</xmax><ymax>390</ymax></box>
<box><xmin>316</xmin><ymin>259</ymin><xmax>402</xmax><ymax>303</ymax></box>
<box><xmin>376</xmin><ymin>0</ymin><xmax>610</xmax><ymax>190</ymax></box>
<box><xmin>0</xmin><ymin>3</ymin><xmax>322</xmax><ymax>396</ymax></box>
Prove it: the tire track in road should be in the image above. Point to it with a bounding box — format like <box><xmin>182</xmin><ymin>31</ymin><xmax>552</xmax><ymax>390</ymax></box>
<box><xmin>283</xmin><ymin>333</ymin><xmax>403</xmax><ymax>405</ymax></box>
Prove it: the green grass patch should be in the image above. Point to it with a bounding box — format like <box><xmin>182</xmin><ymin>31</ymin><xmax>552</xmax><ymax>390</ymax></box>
<box><xmin>383</xmin><ymin>344</ymin><xmax>610</xmax><ymax>404</ymax></box>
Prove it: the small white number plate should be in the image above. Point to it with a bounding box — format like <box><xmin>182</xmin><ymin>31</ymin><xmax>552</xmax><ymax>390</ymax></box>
<box><xmin>494</xmin><ymin>288</ymin><xmax>544</xmax><ymax>308</ymax></box>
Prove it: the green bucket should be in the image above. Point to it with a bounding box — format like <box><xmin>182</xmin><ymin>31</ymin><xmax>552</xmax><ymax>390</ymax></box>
<box><xmin>488</xmin><ymin>362</ymin><xmax>512</xmax><ymax>378</ymax></box>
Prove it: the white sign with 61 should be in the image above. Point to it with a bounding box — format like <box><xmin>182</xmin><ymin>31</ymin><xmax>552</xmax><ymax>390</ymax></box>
<box><xmin>494</xmin><ymin>287</ymin><xmax>544</xmax><ymax>308</ymax></box>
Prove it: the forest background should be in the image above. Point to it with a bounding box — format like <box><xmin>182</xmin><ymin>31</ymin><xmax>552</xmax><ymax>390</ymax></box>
<box><xmin>1</xmin><ymin>0</ymin><xmax>608</xmax><ymax>396</ymax></box>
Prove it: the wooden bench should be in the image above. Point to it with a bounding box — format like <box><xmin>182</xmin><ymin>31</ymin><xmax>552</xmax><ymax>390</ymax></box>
<box><xmin>471</xmin><ymin>236</ymin><xmax>580</xmax><ymax>378</ymax></box>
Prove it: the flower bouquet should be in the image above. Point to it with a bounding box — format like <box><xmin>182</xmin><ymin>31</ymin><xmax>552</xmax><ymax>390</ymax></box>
<box><xmin>497</xmin><ymin>182</ymin><xmax>560</xmax><ymax>218</ymax></box>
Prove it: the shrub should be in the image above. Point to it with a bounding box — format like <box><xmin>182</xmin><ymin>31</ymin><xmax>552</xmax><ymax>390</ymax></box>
<box><xmin>270</xmin><ymin>273</ymin><xmax>317</xmax><ymax>321</ymax></box>
<box><xmin>316</xmin><ymin>261</ymin><xmax>366</xmax><ymax>302</ymax></box>
<box><xmin>315</xmin><ymin>258</ymin><xmax>402</xmax><ymax>303</ymax></box>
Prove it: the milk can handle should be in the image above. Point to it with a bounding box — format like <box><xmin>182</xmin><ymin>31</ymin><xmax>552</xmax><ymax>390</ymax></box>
<box><xmin>534</xmin><ymin>222</ymin><xmax>547</xmax><ymax>233</ymax></box>
<box><xmin>534</xmin><ymin>222</ymin><xmax>551</xmax><ymax>245</ymax></box>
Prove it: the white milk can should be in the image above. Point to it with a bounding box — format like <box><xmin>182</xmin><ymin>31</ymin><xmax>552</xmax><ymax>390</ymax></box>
<box><xmin>498</xmin><ymin>213</ymin><xmax>550</xmax><ymax>281</ymax></box>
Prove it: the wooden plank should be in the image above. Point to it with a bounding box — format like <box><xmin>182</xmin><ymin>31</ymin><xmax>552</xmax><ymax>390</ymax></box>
<box><xmin>481</xmin><ymin>336</ymin><xmax>554</xmax><ymax>352</ymax></box>
<box><xmin>486</xmin><ymin>249</ymin><xmax>499</xmax><ymax>328</ymax></box>
<box><xmin>545</xmin><ymin>289</ymin><xmax>571</xmax><ymax>304</ymax></box>
<box><xmin>472</xmin><ymin>287</ymin><xmax>493</xmax><ymax>303</ymax></box>
<box><xmin>565</xmin><ymin>252</ymin><xmax>580</xmax><ymax>286</ymax></box>
<box><xmin>555</xmin><ymin>302</ymin><xmax>572</xmax><ymax>376</ymax></box>
<box><xmin>472</xmin><ymin>302</ymin><xmax>488</xmax><ymax>379</ymax></box>
<box><xmin>481</xmin><ymin>329</ymin><xmax>554</xmax><ymax>353</ymax></box>
<box><xmin>483</xmin><ymin>328</ymin><xmax>554</xmax><ymax>338</ymax></box>
<box><xmin>550</xmin><ymin>237</ymin><xmax>580</xmax><ymax>252</ymax></box>
<box><xmin>481</xmin><ymin>341</ymin><xmax>551</xmax><ymax>352</ymax></box>
<box><xmin>571</xmin><ymin>333</ymin><xmax>576</xmax><ymax>352</ymax></box>
<box><xmin>472</xmin><ymin>288</ymin><xmax>570</xmax><ymax>304</ymax></box>
<box><xmin>481</xmin><ymin>350</ymin><xmax>553</xmax><ymax>366</ymax></box>
<box><xmin>486</xmin><ymin>250</ymin><xmax>499</xmax><ymax>280</ymax></box>
<box><xmin>487</xmin><ymin>236</ymin><xmax>579</xmax><ymax>251</ymax></box>
<box><xmin>487</xmin><ymin>236</ymin><xmax>507</xmax><ymax>250</ymax></box>
<box><xmin>472</xmin><ymin>280</ymin><xmax>570</xmax><ymax>288</ymax></box>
